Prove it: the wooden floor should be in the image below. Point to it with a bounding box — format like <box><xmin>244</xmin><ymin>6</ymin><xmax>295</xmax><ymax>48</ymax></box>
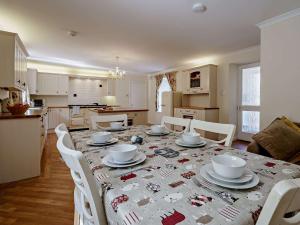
<box><xmin>0</xmin><ymin>133</ymin><xmax>249</xmax><ymax>225</ymax></box>
<box><xmin>0</xmin><ymin>134</ymin><xmax>74</xmax><ymax>225</ymax></box>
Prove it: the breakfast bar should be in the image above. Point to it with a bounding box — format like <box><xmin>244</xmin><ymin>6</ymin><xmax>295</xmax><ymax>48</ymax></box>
<box><xmin>70</xmin><ymin>126</ymin><xmax>300</xmax><ymax>225</ymax></box>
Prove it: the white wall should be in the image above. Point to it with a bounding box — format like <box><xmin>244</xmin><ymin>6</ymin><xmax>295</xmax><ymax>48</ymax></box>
<box><xmin>147</xmin><ymin>46</ymin><xmax>260</xmax><ymax>125</ymax></box>
<box><xmin>260</xmin><ymin>11</ymin><xmax>300</xmax><ymax>128</ymax></box>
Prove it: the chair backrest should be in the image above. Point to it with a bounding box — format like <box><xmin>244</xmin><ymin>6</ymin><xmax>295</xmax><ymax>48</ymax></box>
<box><xmin>161</xmin><ymin>116</ymin><xmax>191</xmax><ymax>132</ymax></box>
<box><xmin>256</xmin><ymin>178</ymin><xmax>300</xmax><ymax>225</ymax></box>
<box><xmin>56</xmin><ymin>132</ymin><xmax>107</xmax><ymax>225</ymax></box>
<box><xmin>190</xmin><ymin>119</ymin><xmax>236</xmax><ymax>147</ymax></box>
<box><xmin>55</xmin><ymin>123</ymin><xmax>75</xmax><ymax>149</ymax></box>
<box><xmin>90</xmin><ymin>114</ymin><xmax>128</xmax><ymax>130</ymax></box>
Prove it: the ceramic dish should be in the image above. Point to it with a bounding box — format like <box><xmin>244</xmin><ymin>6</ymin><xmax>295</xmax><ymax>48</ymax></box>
<box><xmin>200</xmin><ymin>164</ymin><xmax>259</xmax><ymax>189</ymax></box>
<box><xmin>206</xmin><ymin>164</ymin><xmax>254</xmax><ymax>184</ymax></box>
<box><xmin>175</xmin><ymin>138</ymin><xmax>207</xmax><ymax>148</ymax></box>
<box><xmin>86</xmin><ymin>138</ymin><xmax>118</xmax><ymax>146</ymax></box>
<box><xmin>102</xmin><ymin>152</ymin><xmax>146</xmax><ymax>168</ymax></box>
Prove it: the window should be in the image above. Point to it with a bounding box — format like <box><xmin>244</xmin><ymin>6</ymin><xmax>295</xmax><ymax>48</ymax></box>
<box><xmin>157</xmin><ymin>77</ymin><xmax>172</xmax><ymax>112</ymax></box>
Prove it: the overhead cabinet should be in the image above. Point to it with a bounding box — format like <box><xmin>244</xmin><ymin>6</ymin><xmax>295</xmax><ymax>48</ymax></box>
<box><xmin>182</xmin><ymin>64</ymin><xmax>217</xmax><ymax>95</ymax></box>
<box><xmin>0</xmin><ymin>31</ymin><xmax>28</xmax><ymax>91</ymax></box>
<box><xmin>36</xmin><ymin>73</ymin><xmax>69</xmax><ymax>95</ymax></box>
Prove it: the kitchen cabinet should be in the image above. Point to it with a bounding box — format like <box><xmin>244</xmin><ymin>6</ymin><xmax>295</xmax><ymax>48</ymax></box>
<box><xmin>48</xmin><ymin>107</ymin><xmax>69</xmax><ymax>129</ymax></box>
<box><xmin>0</xmin><ymin>108</ymin><xmax>48</xmax><ymax>183</ymax></box>
<box><xmin>26</xmin><ymin>68</ymin><xmax>38</xmax><ymax>94</ymax></box>
<box><xmin>182</xmin><ymin>64</ymin><xmax>217</xmax><ymax>95</ymax></box>
<box><xmin>36</xmin><ymin>73</ymin><xmax>69</xmax><ymax>95</ymax></box>
<box><xmin>174</xmin><ymin>107</ymin><xmax>219</xmax><ymax>139</ymax></box>
<box><xmin>0</xmin><ymin>31</ymin><xmax>28</xmax><ymax>91</ymax></box>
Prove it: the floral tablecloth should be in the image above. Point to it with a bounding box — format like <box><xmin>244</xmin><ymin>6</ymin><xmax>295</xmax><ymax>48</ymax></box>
<box><xmin>71</xmin><ymin>126</ymin><xmax>300</xmax><ymax>225</ymax></box>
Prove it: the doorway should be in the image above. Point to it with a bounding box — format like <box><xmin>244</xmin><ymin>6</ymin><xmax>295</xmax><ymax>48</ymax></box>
<box><xmin>237</xmin><ymin>63</ymin><xmax>261</xmax><ymax>141</ymax></box>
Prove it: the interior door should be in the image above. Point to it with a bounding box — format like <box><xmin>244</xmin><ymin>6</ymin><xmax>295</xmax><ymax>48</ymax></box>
<box><xmin>161</xmin><ymin>91</ymin><xmax>172</xmax><ymax>117</ymax></box>
<box><xmin>237</xmin><ymin>63</ymin><xmax>261</xmax><ymax>141</ymax></box>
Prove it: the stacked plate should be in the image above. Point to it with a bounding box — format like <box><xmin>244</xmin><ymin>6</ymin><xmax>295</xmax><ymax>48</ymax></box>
<box><xmin>101</xmin><ymin>122</ymin><xmax>127</xmax><ymax>132</ymax></box>
<box><xmin>200</xmin><ymin>155</ymin><xmax>259</xmax><ymax>189</ymax></box>
<box><xmin>175</xmin><ymin>132</ymin><xmax>207</xmax><ymax>148</ymax></box>
<box><xmin>145</xmin><ymin>125</ymin><xmax>170</xmax><ymax>136</ymax></box>
<box><xmin>87</xmin><ymin>131</ymin><xmax>118</xmax><ymax>146</ymax></box>
<box><xmin>102</xmin><ymin>144</ymin><xmax>146</xmax><ymax>168</ymax></box>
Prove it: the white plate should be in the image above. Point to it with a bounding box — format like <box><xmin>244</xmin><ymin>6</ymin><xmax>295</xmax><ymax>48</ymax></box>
<box><xmin>103</xmin><ymin>152</ymin><xmax>146</xmax><ymax>168</ymax></box>
<box><xmin>200</xmin><ymin>164</ymin><xmax>259</xmax><ymax>189</ymax></box>
<box><xmin>87</xmin><ymin>138</ymin><xmax>118</xmax><ymax>146</ymax></box>
<box><xmin>206</xmin><ymin>164</ymin><xmax>254</xmax><ymax>184</ymax></box>
<box><xmin>103</xmin><ymin>127</ymin><xmax>127</xmax><ymax>132</ymax></box>
<box><xmin>175</xmin><ymin>138</ymin><xmax>207</xmax><ymax>148</ymax></box>
<box><xmin>108</xmin><ymin>152</ymin><xmax>141</xmax><ymax>165</ymax></box>
<box><xmin>145</xmin><ymin>130</ymin><xmax>170</xmax><ymax>136</ymax></box>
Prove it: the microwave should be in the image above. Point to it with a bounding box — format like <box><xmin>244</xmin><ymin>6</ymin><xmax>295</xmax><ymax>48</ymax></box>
<box><xmin>33</xmin><ymin>99</ymin><xmax>45</xmax><ymax>107</ymax></box>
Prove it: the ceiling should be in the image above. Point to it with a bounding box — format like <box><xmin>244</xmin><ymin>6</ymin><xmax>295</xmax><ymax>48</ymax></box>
<box><xmin>0</xmin><ymin>0</ymin><xmax>300</xmax><ymax>74</ymax></box>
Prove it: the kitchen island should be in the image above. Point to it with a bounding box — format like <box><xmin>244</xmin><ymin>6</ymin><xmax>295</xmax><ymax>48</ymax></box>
<box><xmin>69</xmin><ymin>107</ymin><xmax>148</xmax><ymax>130</ymax></box>
<box><xmin>0</xmin><ymin>107</ymin><xmax>48</xmax><ymax>184</ymax></box>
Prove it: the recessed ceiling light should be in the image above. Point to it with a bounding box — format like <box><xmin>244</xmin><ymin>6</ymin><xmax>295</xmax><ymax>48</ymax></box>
<box><xmin>68</xmin><ymin>30</ymin><xmax>78</xmax><ymax>37</ymax></box>
<box><xmin>192</xmin><ymin>3</ymin><xmax>207</xmax><ymax>13</ymax></box>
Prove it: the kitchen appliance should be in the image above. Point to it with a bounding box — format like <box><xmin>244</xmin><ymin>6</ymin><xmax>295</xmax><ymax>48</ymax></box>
<box><xmin>161</xmin><ymin>92</ymin><xmax>182</xmax><ymax>117</ymax></box>
<box><xmin>33</xmin><ymin>99</ymin><xmax>45</xmax><ymax>107</ymax></box>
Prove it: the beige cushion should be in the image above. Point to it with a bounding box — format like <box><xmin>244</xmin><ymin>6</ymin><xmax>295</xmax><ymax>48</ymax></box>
<box><xmin>281</xmin><ymin>116</ymin><xmax>300</xmax><ymax>133</ymax></box>
<box><xmin>252</xmin><ymin>119</ymin><xmax>300</xmax><ymax>160</ymax></box>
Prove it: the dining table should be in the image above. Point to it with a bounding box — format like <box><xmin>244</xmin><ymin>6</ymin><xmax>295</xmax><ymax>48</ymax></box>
<box><xmin>70</xmin><ymin>125</ymin><xmax>300</xmax><ymax>225</ymax></box>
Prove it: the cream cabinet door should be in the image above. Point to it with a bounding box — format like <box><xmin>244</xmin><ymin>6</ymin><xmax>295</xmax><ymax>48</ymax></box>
<box><xmin>58</xmin><ymin>76</ymin><xmax>69</xmax><ymax>95</ymax></box>
<box><xmin>37</xmin><ymin>74</ymin><xmax>58</xmax><ymax>95</ymax></box>
<box><xmin>48</xmin><ymin>108</ymin><xmax>60</xmax><ymax>129</ymax></box>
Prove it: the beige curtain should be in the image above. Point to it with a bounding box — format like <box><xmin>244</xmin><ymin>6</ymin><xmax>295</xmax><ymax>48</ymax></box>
<box><xmin>165</xmin><ymin>71</ymin><xmax>176</xmax><ymax>91</ymax></box>
<box><xmin>155</xmin><ymin>74</ymin><xmax>164</xmax><ymax>111</ymax></box>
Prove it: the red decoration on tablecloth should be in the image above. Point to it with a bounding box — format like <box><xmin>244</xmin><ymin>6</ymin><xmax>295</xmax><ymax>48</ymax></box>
<box><xmin>146</xmin><ymin>154</ymin><xmax>156</xmax><ymax>158</ymax></box>
<box><xmin>91</xmin><ymin>165</ymin><xmax>104</xmax><ymax>173</ymax></box>
<box><xmin>161</xmin><ymin>209</ymin><xmax>185</xmax><ymax>225</ymax></box>
<box><xmin>181</xmin><ymin>171</ymin><xmax>196</xmax><ymax>179</ymax></box>
<box><xmin>121</xmin><ymin>173</ymin><xmax>137</xmax><ymax>182</ymax></box>
<box><xmin>178</xmin><ymin>158</ymin><xmax>190</xmax><ymax>164</ymax></box>
<box><xmin>264</xmin><ymin>162</ymin><xmax>276</xmax><ymax>168</ymax></box>
<box><xmin>149</xmin><ymin>145</ymin><xmax>159</xmax><ymax>149</ymax></box>
<box><xmin>111</xmin><ymin>194</ymin><xmax>129</xmax><ymax>212</ymax></box>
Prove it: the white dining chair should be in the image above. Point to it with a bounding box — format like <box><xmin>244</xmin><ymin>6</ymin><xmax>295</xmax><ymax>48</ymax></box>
<box><xmin>161</xmin><ymin>116</ymin><xmax>191</xmax><ymax>133</ymax></box>
<box><xmin>90</xmin><ymin>114</ymin><xmax>128</xmax><ymax>130</ymax></box>
<box><xmin>189</xmin><ymin>119</ymin><xmax>236</xmax><ymax>147</ymax></box>
<box><xmin>55</xmin><ymin>124</ymin><xmax>81</xmax><ymax>222</ymax></box>
<box><xmin>256</xmin><ymin>178</ymin><xmax>300</xmax><ymax>225</ymax></box>
<box><xmin>57</xmin><ymin>132</ymin><xmax>107</xmax><ymax>225</ymax></box>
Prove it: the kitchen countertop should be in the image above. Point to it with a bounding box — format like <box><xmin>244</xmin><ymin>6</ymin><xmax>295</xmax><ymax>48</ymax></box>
<box><xmin>90</xmin><ymin>108</ymin><xmax>148</xmax><ymax>113</ymax></box>
<box><xmin>175</xmin><ymin>106</ymin><xmax>219</xmax><ymax>110</ymax></box>
<box><xmin>0</xmin><ymin>107</ymin><xmax>47</xmax><ymax>120</ymax></box>
<box><xmin>68</xmin><ymin>104</ymin><xmax>107</xmax><ymax>108</ymax></box>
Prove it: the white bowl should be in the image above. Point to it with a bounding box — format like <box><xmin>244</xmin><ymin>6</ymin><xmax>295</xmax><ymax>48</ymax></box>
<box><xmin>151</xmin><ymin>125</ymin><xmax>165</xmax><ymax>134</ymax></box>
<box><xmin>211</xmin><ymin>155</ymin><xmax>246</xmax><ymax>179</ymax></box>
<box><xmin>110</xmin><ymin>122</ymin><xmax>123</xmax><ymax>130</ymax></box>
<box><xmin>182</xmin><ymin>132</ymin><xmax>201</xmax><ymax>145</ymax></box>
<box><xmin>109</xmin><ymin>144</ymin><xmax>137</xmax><ymax>162</ymax></box>
<box><xmin>91</xmin><ymin>132</ymin><xmax>112</xmax><ymax>144</ymax></box>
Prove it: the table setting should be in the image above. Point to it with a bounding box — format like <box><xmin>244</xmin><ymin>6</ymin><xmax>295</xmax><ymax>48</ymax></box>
<box><xmin>70</xmin><ymin>125</ymin><xmax>300</xmax><ymax>225</ymax></box>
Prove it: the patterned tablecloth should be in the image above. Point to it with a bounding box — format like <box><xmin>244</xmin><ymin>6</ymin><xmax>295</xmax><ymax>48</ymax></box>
<box><xmin>71</xmin><ymin>126</ymin><xmax>300</xmax><ymax>225</ymax></box>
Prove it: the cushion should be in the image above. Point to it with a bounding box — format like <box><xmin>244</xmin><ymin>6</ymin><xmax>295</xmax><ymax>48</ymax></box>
<box><xmin>281</xmin><ymin>116</ymin><xmax>300</xmax><ymax>133</ymax></box>
<box><xmin>252</xmin><ymin>119</ymin><xmax>300</xmax><ymax>160</ymax></box>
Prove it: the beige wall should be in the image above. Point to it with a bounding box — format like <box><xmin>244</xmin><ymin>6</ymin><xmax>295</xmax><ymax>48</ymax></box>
<box><xmin>260</xmin><ymin>12</ymin><xmax>300</xmax><ymax>128</ymax></box>
<box><xmin>147</xmin><ymin>46</ymin><xmax>260</xmax><ymax>125</ymax></box>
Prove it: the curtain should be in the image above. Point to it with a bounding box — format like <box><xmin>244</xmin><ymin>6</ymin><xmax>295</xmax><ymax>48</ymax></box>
<box><xmin>165</xmin><ymin>71</ymin><xmax>176</xmax><ymax>91</ymax></box>
<box><xmin>155</xmin><ymin>74</ymin><xmax>164</xmax><ymax>111</ymax></box>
